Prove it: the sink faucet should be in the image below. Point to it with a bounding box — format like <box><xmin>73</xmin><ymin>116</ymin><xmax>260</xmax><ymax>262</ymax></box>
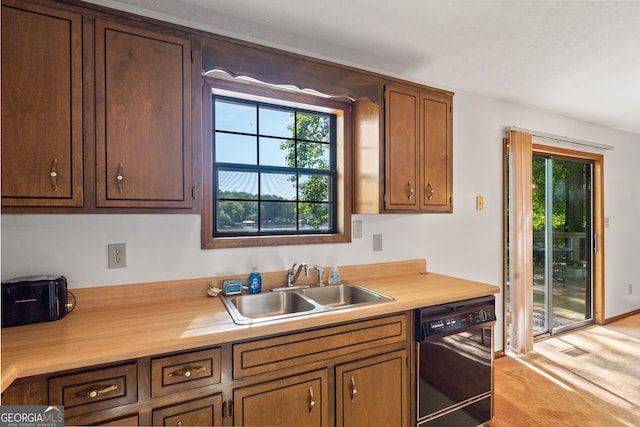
<box><xmin>287</xmin><ymin>262</ymin><xmax>309</xmax><ymax>287</ymax></box>
<box><xmin>313</xmin><ymin>265</ymin><xmax>325</xmax><ymax>286</ymax></box>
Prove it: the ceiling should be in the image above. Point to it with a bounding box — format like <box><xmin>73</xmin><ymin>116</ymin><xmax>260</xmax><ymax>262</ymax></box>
<box><xmin>86</xmin><ymin>0</ymin><xmax>640</xmax><ymax>136</ymax></box>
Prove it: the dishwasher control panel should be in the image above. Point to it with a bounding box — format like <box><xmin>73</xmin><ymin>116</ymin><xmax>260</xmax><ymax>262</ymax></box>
<box><xmin>416</xmin><ymin>296</ymin><xmax>495</xmax><ymax>341</ymax></box>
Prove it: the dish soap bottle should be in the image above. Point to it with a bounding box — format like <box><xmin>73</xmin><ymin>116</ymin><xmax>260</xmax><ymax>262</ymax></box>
<box><xmin>248</xmin><ymin>266</ymin><xmax>262</xmax><ymax>294</ymax></box>
<box><xmin>328</xmin><ymin>264</ymin><xmax>341</xmax><ymax>285</ymax></box>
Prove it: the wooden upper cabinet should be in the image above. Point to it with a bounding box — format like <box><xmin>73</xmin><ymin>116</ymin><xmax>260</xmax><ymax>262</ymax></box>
<box><xmin>378</xmin><ymin>81</ymin><xmax>453</xmax><ymax>213</ymax></box>
<box><xmin>384</xmin><ymin>84</ymin><xmax>420</xmax><ymax>210</ymax></box>
<box><xmin>421</xmin><ymin>90</ymin><xmax>453</xmax><ymax>212</ymax></box>
<box><xmin>1</xmin><ymin>1</ymin><xmax>83</xmax><ymax>207</ymax></box>
<box><xmin>95</xmin><ymin>19</ymin><xmax>192</xmax><ymax>208</ymax></box>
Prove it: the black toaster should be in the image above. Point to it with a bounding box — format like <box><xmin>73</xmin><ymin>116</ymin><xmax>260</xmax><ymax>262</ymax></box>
<box><xmin>2</xmin><ymin>275</ymin><xmax>69</xmax><ymax>327</ymax></box>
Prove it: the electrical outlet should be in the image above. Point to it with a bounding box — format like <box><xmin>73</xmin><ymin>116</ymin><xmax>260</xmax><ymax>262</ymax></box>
<box><xmin>108</xmin><ymin>243</ymin><xmax>127</xmax><ymax>269</ymax></box>
<box><xmin>476</xmin><ymin>196</ymin><xmax>485</xmax><ymax>211</ymax></box>
<box><xmin>373</xmin><ymin>234</ymin><xmax>383</xmax><ymax>252</ymax></box>
<box><xmin>353</xmin><ymin>220</ymin><xmax>363</xmax><ymax>238</ymax></box>
<box><xmin>629</xmin><ymin>283</ymin><xmax>633</xmax><ymax>295</ymax></box>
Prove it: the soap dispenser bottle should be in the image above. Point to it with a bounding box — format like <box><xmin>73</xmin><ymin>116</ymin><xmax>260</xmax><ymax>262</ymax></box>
<box><xmin>248</xmin><ymin>266</ymin><xmax>262</xmax><ymax>294</ymax></box>
<box><xmin>328</xmin><ymin>264</ymin><xmax>341</xmax><ymax>285</ymax></box>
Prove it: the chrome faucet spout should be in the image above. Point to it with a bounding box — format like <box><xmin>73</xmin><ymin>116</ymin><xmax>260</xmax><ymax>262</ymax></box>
<box><xmin>313</xmin><ymin>265</ymin><xmax>325</xmax><ymax>286</ymax></box>
<box><xmin>287</xmin><ymin>262</ymin><xmax>309</xmax><ymax>287</ymax></box>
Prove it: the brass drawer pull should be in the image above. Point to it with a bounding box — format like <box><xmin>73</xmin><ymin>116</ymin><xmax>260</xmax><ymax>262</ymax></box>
<box><xmin>407</xmin><ymin>181</ymin><xmax>414</xmax><ymax>200</ymax></box>
<box><xmin>116</xmin><ymin>163</ymin><xmax>125</xmax><ymax>193</ymax></box>
<box><xmin>350</xmin><ymin>376</ymin><xmax>357</xmax><ymax>401</ymax></box>
<box><xmin>426</xmin><ymin>182</ymin><xmax>434</xmax><ymax>200</ymax></box>
<box><xmin>168</xmin><ymin>365</ymin><xmax>207</xmax><ymax>378</ymax></box>
<box><xmin>308</xmin><ymin>387</ymin><xmax>315</xmax><ymax>412</ymax></box>
<box><xmin>78</xmin><ymin>384</ymin><xmax>118</xmax><ymax>399</ymax></box>
<box><xmin>49</xmin><ymin>158</ymin><xmax>58</xmax><ymax>191</ymax></box>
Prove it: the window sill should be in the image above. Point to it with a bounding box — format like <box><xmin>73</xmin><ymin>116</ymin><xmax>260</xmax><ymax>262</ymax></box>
<box><xmin>202</xmin><ymin>232</ymin><xmax>351</xmax><ymax>249</ymax></box>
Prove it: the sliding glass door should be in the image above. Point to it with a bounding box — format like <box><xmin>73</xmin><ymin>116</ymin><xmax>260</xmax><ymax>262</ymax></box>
<box><xmin>532</xmin><ymin>155</ymin><xmax>593</xmax><ymax>335</ymax></box>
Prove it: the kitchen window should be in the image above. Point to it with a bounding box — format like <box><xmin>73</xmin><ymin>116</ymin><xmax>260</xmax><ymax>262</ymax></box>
<box><xmin>201</xmin><ymin>78</ymin><xmax>352</xmax><ymax>249</ymax></box>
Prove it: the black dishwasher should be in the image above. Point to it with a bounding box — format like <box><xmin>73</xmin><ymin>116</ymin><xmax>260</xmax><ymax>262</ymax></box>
<box><xmin>415</xmin><ymin>295</ymin><xmax>496</xmax><ymax>426</ymax></box>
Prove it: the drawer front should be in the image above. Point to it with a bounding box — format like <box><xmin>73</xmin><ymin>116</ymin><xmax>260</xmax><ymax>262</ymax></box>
<box><xmin>151</xmin><ymin>347</ymin><xmax>222</xmax><ymax>397</ymax></box>
<box><xmin>99</xmin><ymin>414</ymin><xmax>139</xmax><ymax>426</ymax></box>
<box><xmin>66</xmin><ymin>413</ymin><xmax>139</xmax><ymax>427</ymax></box>
<box><xmin>152</xmin><ymin>394</ymin><xmax>223</xmax><ymax>427</ymax></box>
<box><xmin>49</xmin><ymin>363</ymin><xmax>137</xmax><ymax>417</ymax></box>
<box><xmin>233</xmin><ymin>314</ymin><xmax>407</xmax><ymax>378</ymax></box>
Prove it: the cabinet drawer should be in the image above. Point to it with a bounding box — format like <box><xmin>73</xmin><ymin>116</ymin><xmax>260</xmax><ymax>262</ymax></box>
<box><xmin>66</xmin><ymin>413</ymin><xmax>139</xmax><ymax>427</ymax></box>
<box><xmin>49</xmin><ymin>363</ymin><xmax>137</xmax><ymax>417</ymax></box>
<box><xmin>151</xmin><ymin>347</ymin><xmax>222</xmax><ymax>397</ymax></box>
<box><xmin>152</xmin><ymin>394</ymin><xmax>223</xmax><ymax>426</ymax></box>
<box><xmin>99</xmin><ymin>414</ymin><xmax>139</xmax><ymax>426</ymax></box>
<box><xmin>233</xmin><ymin>314</ymin><xmax>407</xmax><ymax>378</ymax></box>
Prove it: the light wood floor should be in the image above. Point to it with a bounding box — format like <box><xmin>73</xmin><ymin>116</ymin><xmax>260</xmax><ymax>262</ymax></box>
<box><xmin>489</xmin><ymin>315</ymin><xmax>640</xmax><ymax>426</ymax></box>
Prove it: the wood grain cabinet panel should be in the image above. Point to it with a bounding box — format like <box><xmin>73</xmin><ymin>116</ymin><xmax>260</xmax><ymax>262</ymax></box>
<box><xmin>152</xmin><ymin>394</ymin><xmax>223</xmax><ymax>426</ymax></box>
<box><xmin>151</xmin><ymin>347</ymin><xmax>222</xmax><ymax>397</ymax></box>
<box><xmin>95</xmin><ymin>19</ymin><xmax>192</xmax><ymax>208</ymax></box>
<box><xmin>233</xmin><ymin>314</ymin><xmax>407</xmax><ymax>378</ymax></box>
<box><xmin>336</xmin><ymin>350</ymin><xmax>407</xmax><ymax>427</ymax></box>
<box><xmin>48</xmin><ymin>363</ymin><xmax>137</xmax><ymax>417</ymax></box>
<box><xmin>1</xmin><ymin>0</ymin><xmax>83</xmax><ymax>207</ymax></box>
<box><xmin>383</xmin><ymin>82</ymin><xmax>453</xmax><ymax>213</ymax></box>
<box><xmin>66</xmin><ymin>413</ymin><xmax>139</xmax><ymax>427</ymax></box>
<box><xmin>421</xmin><ymin>91</ymin><xmax>453</xmax><ymax>212</ymax></box>
<box><xmin>355</xmin><ymin>81</ymin><xmax>452</xmax><ymax>214</ymax></box>
<box><xmin>98</xmin><ymin>414</ymin><xmax>140</xmax><ymax>426</ymax></box>
<box><xmin>233</xmin><ymin>369</ymin><xmax>328</xmax><ymax>427</ymax></box>
<box><xmin>385</xmin><ymin>85</ymin><xmax>420</xmax><ymax>210</ymax></box>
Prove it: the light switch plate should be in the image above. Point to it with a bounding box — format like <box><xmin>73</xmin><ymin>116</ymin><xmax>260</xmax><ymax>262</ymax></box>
<box><xmin>353</xmin><ymin>220</ymin><xmax>363</xmax><ymax>238</ymax></box>
<box><xmin>373</xmin><ymin>234</ymin><xmax>383</xmax><ymax>252</ymax></box>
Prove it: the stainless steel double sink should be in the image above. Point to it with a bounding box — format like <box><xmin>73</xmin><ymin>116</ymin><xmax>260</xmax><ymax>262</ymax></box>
<box><xmin>220</xmin><ymin>284</ymin><xmax>394</xmax><ymax>325</ymax></box>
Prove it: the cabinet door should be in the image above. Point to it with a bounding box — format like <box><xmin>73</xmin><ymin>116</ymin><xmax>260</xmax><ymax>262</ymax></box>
<box><xmin>95</xmin><ymin>20</ymin><xmax>192</xmax><ymax>208</ymax></box>
<box><xmin>384</xmin><ymin>84</ymin><xmax>419</xmax><ymax>211</ymax></box>
<box><xmin>421</xmin><ymin>91</ymin><xmax>452</xmax><ymax>212</ymax></box>
<box><xmin>1</xmin><ymin>1</ymin><xmax>83</xmax><ymax>207</ymax></box>
<box><xmin>152</xmin><ymin>394</ymin><xmax>223</xmax><ymax>426</ymax></box>
<box><xmin>336</xmin><ymin>350</ymin><xmax>407</xmax><ymax>427</ymax></box>
<box><xmin>233</xmin><ymin>369</ymin><xmax>328</xmax><ymax>427</ymax></box>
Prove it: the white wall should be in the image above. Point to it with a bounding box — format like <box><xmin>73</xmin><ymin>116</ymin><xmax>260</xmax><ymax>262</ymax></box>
<box><xmin>2</xmin><ymin>90</ymin><xmax>639</xmax><ymax>346</ymax></box>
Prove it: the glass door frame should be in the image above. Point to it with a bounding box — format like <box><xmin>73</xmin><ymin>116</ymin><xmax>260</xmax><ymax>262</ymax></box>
<box><xmin>533</xmin><ymin>154</ymin><xmax>594</xmax><ymax>337</ymax></box>
<box><xmin>502</xmin><ymin>140</ymin><xmax>605</xmax><ymax>351</ymax></box>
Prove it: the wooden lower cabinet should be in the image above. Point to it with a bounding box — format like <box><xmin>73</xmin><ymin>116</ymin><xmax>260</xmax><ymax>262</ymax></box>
<box><xmin>336</xmin><ymin>350</ymin><xmax>407</xmax><ymax>427</ymax></box>
<box><xmin>2</xmin><ymin>313</ymin><xmax>412</xmax><ymax>426</ymax></box>
<box><xmin>233</xmin><ymin>369</ymin><xmax>329</xmax><ymax>427</ymax></box>
<box><xmin>99</xmin><ymin>414</ymin><xmax>140</xmax><ymax>426</ymax></box>
<box><xmin>66</xmin><ymin>413</ymin><xmax>139</xmax><ymax>427</ymax></box>
<box><xmin>152</xmin><ymin>394</ymin><xmax>223</xmax><ymax>426</ymax></box>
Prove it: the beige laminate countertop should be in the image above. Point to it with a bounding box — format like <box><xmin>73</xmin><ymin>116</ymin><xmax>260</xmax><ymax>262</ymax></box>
<box><xmin>0</xmin><ymin>264</ymin><xmax>499</xmax><ymax>393</ymax></box>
